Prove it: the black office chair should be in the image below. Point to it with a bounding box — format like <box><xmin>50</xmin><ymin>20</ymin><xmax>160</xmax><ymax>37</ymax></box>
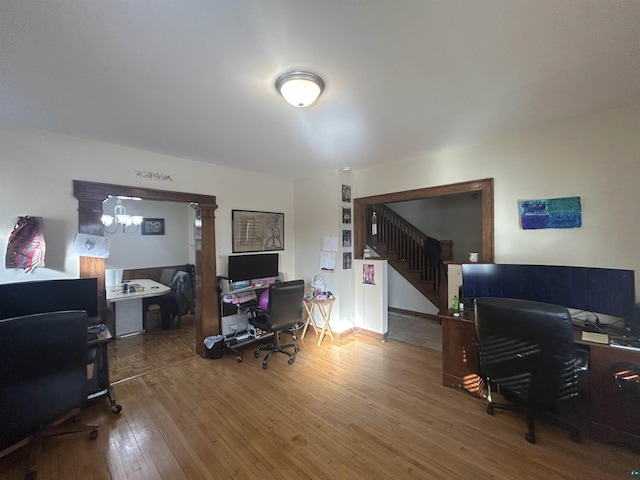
<box><xmin>248</xmin><ymin>279</ymin><xmax>304</xmax><ymax>369</ymax></box>
<box><xmin>474</xmin><ymin>297</ymin><xmax>580</xmax><ymax>444</ymax></box>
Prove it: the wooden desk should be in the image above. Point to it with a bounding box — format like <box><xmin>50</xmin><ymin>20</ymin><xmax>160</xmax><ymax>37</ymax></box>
<box><xmin>302</xmin><ymin>298</ymin><xmax>335</xmax><ymax>346</ymax></box>
<box><xmin>106</xmin><ymin>279</ymin><xmax>171</xmax><ymax>336</ymax></box>
<box><xmin>438</xmin><ymin>309</ymin><xmax>640</xmax><ymax>448</ymax></box>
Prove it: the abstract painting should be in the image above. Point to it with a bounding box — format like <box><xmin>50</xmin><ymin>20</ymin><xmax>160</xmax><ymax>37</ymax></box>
<box><xmin>519</xmin><ymin>196</ymin><xmax>582</xmax><ymax>230</ymax></box>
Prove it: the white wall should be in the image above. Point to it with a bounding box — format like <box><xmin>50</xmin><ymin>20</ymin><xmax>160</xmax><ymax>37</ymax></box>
<box><xmin>351</xmin><ymin>106</ymin><xmax>640</xmax><ymax>301</ymax></box>
<box><xmin>293</xmin><ymin>170</ymin><xmax>356</xmax><ymax>332</ymax></box>
<box><xmin>0</xmin><ymin>124</ymin><xmax>296</xmax><ymax>284</ymax></box>
<box><xmin>3</xmin><ymin>105</ymin><xmax>639</xmax><ymax>331</ymax></box>
<box><xmin>103</xmin><ymin>198</ymin><xmax>195</xmax><ymax>270</ymax></box>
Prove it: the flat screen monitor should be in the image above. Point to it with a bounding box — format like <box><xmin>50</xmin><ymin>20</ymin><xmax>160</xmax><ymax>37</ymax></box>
<box><xmin>227</xmin><ymin>253</ymin><xmax>279</xmax><ymax>283</ymax></box>
<box><xmin>0</xmin><ymin>278</ymin><xmax>99</xmax><ymax>320</ymax></box>
<box><xmin>461</xmin><ymin>264</ymin><xmax>636</xmax><ymax>332</ymax></box>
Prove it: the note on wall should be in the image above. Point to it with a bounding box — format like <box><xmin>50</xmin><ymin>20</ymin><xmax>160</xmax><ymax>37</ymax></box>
<box><xmin>322</xmin><ymin>236</ymin><xmax>339</xmax><ymax>252</ymax></box>
<box><xmin>320</xmin><ymin>251</ymin><xmax>337</xmax><ymax>270</ymax></box>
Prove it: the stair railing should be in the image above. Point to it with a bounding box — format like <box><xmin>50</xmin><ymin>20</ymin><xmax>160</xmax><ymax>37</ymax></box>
<box><xmin>366</xmin><ymin>204</ymin><xmax>450</xmax><ymax>290</ymax></box>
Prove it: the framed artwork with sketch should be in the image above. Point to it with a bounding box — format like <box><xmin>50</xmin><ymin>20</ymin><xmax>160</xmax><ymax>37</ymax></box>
<box><xmin>232</xmin><ymin>210</ymin><xmax>284</xmax><ymax>253</ymax></box>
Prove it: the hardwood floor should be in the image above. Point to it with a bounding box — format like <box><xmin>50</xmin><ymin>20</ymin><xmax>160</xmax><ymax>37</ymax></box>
<box><xmin>1</xmin><ymin>320</ymin><xmax>637</xmax><ymax>479</ymax></box>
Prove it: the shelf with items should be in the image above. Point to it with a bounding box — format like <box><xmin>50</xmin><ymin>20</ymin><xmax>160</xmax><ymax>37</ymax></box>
<box><xmin>219</xmin><ymin>273</ymin><xmax>284</xmax><ymax>295</ymax></box>
<box><xmin>218</xmin><ymin>274</ymin><xmax>284</xmax><ymax>362</ymax></box>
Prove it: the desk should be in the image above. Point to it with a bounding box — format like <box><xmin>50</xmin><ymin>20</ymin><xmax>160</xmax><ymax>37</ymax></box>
<box><xmin>302</xmin><ymin>298</ymin><xmax>335</xmax><ymax>346</ymax></box>
<box><xmin>106</xmin><ymin>279</ymin><xmax>170</xmax><ymax>336</ymax></box>
<box><xmin>438</xmin><ymin>309</ymin><xmax>640</xmax><ymax>448</ymax></box>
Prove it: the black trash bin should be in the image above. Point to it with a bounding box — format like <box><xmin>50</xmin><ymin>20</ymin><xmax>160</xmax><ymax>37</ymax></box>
<box><xmin>204</xmin><ymin>335</ymin><xmax>225</xmax><ymax>359</ymax></box>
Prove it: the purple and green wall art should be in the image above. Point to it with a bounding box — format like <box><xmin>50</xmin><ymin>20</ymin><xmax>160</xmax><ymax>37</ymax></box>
<box><xmin>519</xmin><ymin>196</ymin><xmax>582</xmax><ymax>230</ymax></box>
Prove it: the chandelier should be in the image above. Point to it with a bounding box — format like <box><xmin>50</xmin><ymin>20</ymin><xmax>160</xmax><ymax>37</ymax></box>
<box><xmin>101</xmin><ymin>198</ymin><xmax>143</xmax><ymax>233</ymax></box>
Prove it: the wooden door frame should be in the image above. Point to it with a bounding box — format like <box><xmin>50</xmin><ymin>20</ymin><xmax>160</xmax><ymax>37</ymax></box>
<box><xmin>353</xmin><ymin>178</ymin><xmax>494</xmax><ymax>262</ymax></box>
<box><xmin>73</xmin><ymin>180</ymin><xmax>218</xmax><ymax>357</ymax></box>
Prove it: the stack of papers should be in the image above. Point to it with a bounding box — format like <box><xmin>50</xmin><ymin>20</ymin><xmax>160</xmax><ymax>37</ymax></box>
<box><xmin>581</xmin><ymin>332</ymin><xmax>609</xmax><ymax>344</ymax></box>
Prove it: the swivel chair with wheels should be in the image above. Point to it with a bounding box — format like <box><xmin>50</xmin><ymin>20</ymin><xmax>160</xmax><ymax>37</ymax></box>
<box><xmin>0</xmin><ymin>311</ymin><xmax>99</xmax><ymax>480</ymax></box>
<box><xmin>474</xmin><ymin>297</ymin><xmax>580</xmax><ymax>444</ymax></box>
<box><xmin>248</xmin><ymin>279</ymin><xmax>304</xmax><ymax>369</ymax></box>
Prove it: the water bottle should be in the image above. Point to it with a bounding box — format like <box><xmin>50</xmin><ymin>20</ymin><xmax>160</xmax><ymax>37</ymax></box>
<box><xmin>452</xmin><ymin>295</ymin><xmax>459</xmax><ymax>312</ymax></box>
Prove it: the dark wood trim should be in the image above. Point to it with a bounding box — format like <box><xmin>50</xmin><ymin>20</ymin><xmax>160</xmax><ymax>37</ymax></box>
<box><xmin>353</xmin><ymin>178</ymin><xmax>494</xmax><ymax>263</ymax></box>
<box><xmin>73</xmin><ymin>180</ymin><xmax>219</xmax><ymax>357</ymax></box>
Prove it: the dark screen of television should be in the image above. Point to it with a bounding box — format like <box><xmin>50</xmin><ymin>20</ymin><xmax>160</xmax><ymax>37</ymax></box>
<box><xmin>461</xmin><ymin>264</ymin><xmax>636</xmax><ymax>328</ymax></box>
<box><xmin>228</xmin><ymin>253</ymin><xmax>279</xmax><ymax>282</ymax></box>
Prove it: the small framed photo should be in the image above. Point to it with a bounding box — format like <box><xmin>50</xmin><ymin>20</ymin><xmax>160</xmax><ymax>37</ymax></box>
<box><xmin>343</xmin><ymin>252</ymin><xmax>352</xmax><ymax>269</ymax></box>
<box><xmin>342</xmin><ymin>184</ymin><xmax>352</xmax><ymax>203</ymax></box>
<box><xmin>342</xmin><ymin>229</ymin><xmax>352</xmax><ymax>247</ymax></box>
<box><xmin>342</xmin><ymin>207</ymin><xmax>351</xmax><ymax>224</ymax></box>
<box><xmin>141</xmin><ymin>218</ymin><xmax>165</xmax><ymax>235</ymax></box>
<box><xmin>363</xmin><ymin>264</ymin><xmax>375</xmax><ymax>285</ymax></box>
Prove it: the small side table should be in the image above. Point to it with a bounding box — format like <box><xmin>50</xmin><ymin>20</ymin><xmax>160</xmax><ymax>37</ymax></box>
<box><xmin>302</xmin><ymin>298</ymin><xmax>335</xmax><ymax>346</ymax></box>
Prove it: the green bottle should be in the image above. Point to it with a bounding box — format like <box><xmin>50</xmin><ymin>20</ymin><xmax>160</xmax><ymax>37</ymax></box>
<box><xmin>452</xmin><ymin>295</ymin><xmax>459</xmax><ymax>312</ymax></box>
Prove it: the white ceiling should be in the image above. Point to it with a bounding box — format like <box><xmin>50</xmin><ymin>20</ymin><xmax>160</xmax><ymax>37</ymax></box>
<box><xmin>2</xmin><ymin>1</ymin><xmax>640</xmax><ymax>179</ymax></box>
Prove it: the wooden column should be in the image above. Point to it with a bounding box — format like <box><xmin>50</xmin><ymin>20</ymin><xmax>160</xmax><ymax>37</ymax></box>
<box><xmin>194</xmin><ymin>203</ymin><xmax>219</xmax><ymax>357</ymax></box>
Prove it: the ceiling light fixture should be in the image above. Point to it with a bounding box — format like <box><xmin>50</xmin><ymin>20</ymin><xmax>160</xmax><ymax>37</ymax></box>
<box><xmin>102</xmin><ymin>198</ymin><xmax>143</xmax><ymax>233</ymax></box>
<box><xmin>276</xmin><ymin>70</ymin><xmax>325</xmax><ymax>107</ymax></box>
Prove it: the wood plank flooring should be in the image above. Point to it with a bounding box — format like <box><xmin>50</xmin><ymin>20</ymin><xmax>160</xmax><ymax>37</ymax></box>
<box><xmin>1</xmin><ymin>320</ymin><xmax>638</xmax><ymax>479</ymax></box>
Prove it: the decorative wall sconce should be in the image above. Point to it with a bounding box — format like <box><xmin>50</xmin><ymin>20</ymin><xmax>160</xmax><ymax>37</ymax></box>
<box><xmin>101</xmin><ymin>198</ymin><xmax>143</xmax><ymax>233</ymax></box>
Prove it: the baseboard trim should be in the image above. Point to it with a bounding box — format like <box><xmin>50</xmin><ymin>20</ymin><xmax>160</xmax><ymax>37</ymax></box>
<box><xmin>388</xmin><ymin>307</ymin><xmax>440</xmax><ymax>322</ymax></box>
<box><xmin>333</xmin><ymin>327</ymin><xmax>387</xmax><ymax>342</ymax></box>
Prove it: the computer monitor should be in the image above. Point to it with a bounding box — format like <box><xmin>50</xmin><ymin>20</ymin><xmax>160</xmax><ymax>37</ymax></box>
<box><xmin>0</xmin><ymin>278</ymin><xmax>99</xmax><ymax>320</ymax></box>
<box><xmin>227</xmin><ymin>253</ymin><xmax>279</xmax><ymax>283</ymax></box>
<box><xmin>461</xmin><ymin>264</ymin><xmax>637</xmax><ymax>334</ymax></box>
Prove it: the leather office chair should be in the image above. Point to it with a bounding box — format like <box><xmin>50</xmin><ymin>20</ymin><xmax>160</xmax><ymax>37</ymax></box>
<box><xmin>248</xmin><ymin>279</ymin><xmax>304</xmax><ymax>369</ymax></box>
<box><xmin>0</xmin><ymin>311</ymin><xmax>98</xmax><ymax>480</ymax></box>
<box><xmin>474</xmin><ymin>297</ymin><xmax>580</xmax><ymax>444</ymax></box>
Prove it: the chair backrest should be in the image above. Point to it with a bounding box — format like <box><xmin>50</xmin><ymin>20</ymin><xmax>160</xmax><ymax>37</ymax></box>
<box><xmin>0</xmin><ymin>310</ymin><xmax>88</xmax><ymax>449</ymax></box>
<box><xmin>474</xmin><ymin>297</ymin><xmax>577</xmax><ymax>403</ymax></box>
<box><xmin>266</xmin><ymin>279</ymin><xmax>305</xmax><ymax>331</ymax></box>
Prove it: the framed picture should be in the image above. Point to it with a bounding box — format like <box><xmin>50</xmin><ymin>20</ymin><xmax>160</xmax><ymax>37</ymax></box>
<box><xmin>342</xmin><ymin>229</ymin><xmax>352</xmax><ymax>247</ymax></box>
<box><xmin>363</xmin><ymin>264</ymin><xmax>375</xmax><ymax>285</ymax></box>
<box><xmin>343</xmin><ymin>252</ymin><xmax>352</xmax><ymax>269</ymax></box>
<box><xmin>232</xmin><ymin>210</ymin><xmax>284</xmax><ymax>253</ymax></box>
<box><xmin>342</xmin><ymin>184</ymin><xmax>352</xmax><ymax>203</ymax></box>
<box><xmin>342</xmin><ymin>207</ymin><xmax>351</xmax><ymax>224</ymax></box>
<box><xmin>141</xmin><ymin>218</ymin><xmax>165</xmax><ymax>235</ymax></box>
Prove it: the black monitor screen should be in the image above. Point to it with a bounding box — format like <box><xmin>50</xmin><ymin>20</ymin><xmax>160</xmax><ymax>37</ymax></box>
<box><xmin>227</xmin><ymin>253</ymin><xmax>279</xmax><ymax>283</ymax></box>
<box><xmin>0</xmin><ymin>278</ymin><xmax>99</xmax><ymax>320</ymax></box>
<box><xmin>462</xmin><ymin>264</ymin><xmax>636</xmax><ymax>326</ymax></box>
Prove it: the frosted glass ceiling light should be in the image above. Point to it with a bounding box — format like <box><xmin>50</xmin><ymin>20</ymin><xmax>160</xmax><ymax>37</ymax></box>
<box><xmin>276</xmin><ymin>71</ymin><xmax>325</xmax><ymax>107</ymax></box>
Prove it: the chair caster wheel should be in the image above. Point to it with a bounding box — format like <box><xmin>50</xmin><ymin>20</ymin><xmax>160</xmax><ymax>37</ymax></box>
<box><xmin>237</xmin><ymin>356</ymin><xmax>242</xmax><ymax>362</ymax></box>
<box><xmin>525</xmin><ymin>432</ymin><xmax>535</xmax><ymax>444</ymax></box>
<box><xmin>262</xmin><ymin>362</ymin><xmax>268</xmax><ymax>369</ymax></box>
<box><xmin>486</xmin><ymin>405</ymin><xmax>494</xmax><ymax>415</ymax></box>
<box><xmin>288</xmin><ymin>357</ymin><xmax>295</xmax><ymax>365</ymax></box>
<box><xmin>254</xmin><ymin>351</ymin><xmax>260</xmax><ymax>358</ymax></box>
<box><xmin>111</xmin><ymin>404</ymin><xmax>122</xmax><ymax>414</ymax></box>
<box><xmin>89</xmin><ymin>429</ymin><xmax>98</xmax><ymax>440</ymax></box>
<box><xmin>294</xmin><ymin>346</ymin><xmax>300</xmax><ymax>353</ymax></box>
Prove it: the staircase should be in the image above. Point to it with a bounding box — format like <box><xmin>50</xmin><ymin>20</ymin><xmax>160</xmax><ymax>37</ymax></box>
<box><xmin>366</xmin><ymin>204</ymin><xmax>451</xmax><ymax>311</ymax></box>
